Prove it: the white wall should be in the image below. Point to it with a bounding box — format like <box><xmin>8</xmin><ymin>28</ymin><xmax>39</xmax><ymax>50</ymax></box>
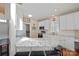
<box><xmin>16</xmin><ymin>4</ymin><xmax>26</xmax><ymax>37</ymax></box>
<box><xmin>9</xmin><ymin>3</ymin><xmax>16</xmax><ymax>56</ymax></box>
<box><xmin>16</xmin><ymin>5</ymin><xmax>23</xmax><ymax>30</ymax></box>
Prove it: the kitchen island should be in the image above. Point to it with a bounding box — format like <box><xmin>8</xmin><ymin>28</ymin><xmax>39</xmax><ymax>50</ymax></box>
<box><xmin>16</xmin><ymin>37</ymin><xmax>59</xmax><ymax>52</ymax></box>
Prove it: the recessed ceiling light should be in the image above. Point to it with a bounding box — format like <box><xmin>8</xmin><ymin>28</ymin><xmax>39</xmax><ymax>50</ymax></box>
<box><xmin>28</xmin><ymin>14</ymin><xmax>32</xmax><ymax>18</ymax></box>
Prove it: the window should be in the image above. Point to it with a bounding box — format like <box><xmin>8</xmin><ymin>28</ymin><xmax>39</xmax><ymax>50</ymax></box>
<box><xmin>19</xmin><ymin>18</ymin><xmax>23</xmax><ymax>30</ymax></box>
<box><xmin>0</xmin><ymin>19</ymin><xmax>7</xmax><ymax>23</ymax></box>
<box><xmin>52</xmin><ymin>21</ymin><xmax>57</xmax><ymax>32</ymax></box>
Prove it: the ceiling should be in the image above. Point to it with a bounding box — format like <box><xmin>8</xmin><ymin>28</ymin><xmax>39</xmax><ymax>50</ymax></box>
<box><xmin>17</xmin><ymin>3</ymin><xmax>79</xmax><ymax>20</ymax></box>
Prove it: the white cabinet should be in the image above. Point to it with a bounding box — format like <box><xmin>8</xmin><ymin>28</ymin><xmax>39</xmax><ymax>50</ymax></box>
<box><xmin>59</xmin><ymin>36</ymin><xmax>75</xmax><ymax>51</ymax></box>
<box><xmin>59</xmin><ymin>36</ymin><xmax>65</xmax><ymax>47</ymax></box>
<box><xmin>60</xmin><ymin>15</ymin><xmax>67</xmax><ymax>30</ymax></box>
<box><xmin>39</xmin><ymin>20</ymin><xmax>50</xmax><ymax>32</ymax></box>
<box><xmin>66</xmin><ymin>13</ymin><xmax>75</xmax><ymax>30</ymax></box>
<box><xmin>74</xmin><ymin>12</ymin><xmax>79</xmax><ymax>29</ymax></box>
<box><xmin>60</xmin><ymin>11</ymin><xmax>79</xmax><ymax>30</ymax></box>
<box><xmin>64</xmin><ymin>37</ymin><xmax>75</xmax><ymax>51</ymax></box>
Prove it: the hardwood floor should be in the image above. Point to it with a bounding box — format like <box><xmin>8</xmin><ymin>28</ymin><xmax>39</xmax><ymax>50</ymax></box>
<box><xmin>15</xmin><ymin>48</ymin><xmax>79</xmax><ymax>56</ymax></box>
<box><xmin>61</xmin><ymin>48</ymin><xmax>79</xmax><ymax>56</ymax></box>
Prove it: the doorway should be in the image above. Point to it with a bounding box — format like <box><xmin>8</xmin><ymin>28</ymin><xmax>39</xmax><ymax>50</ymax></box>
<box><xmin>26</xmin><ymin>24</ymin><xmax>30</xmax><ymax>37</ymax></box>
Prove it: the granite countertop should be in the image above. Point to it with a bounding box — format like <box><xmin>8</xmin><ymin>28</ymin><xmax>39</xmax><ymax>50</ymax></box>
<box><xmin>16</xmin><ymin>37</ymin><xmax>58</xmax><ymax>47</ymax></box>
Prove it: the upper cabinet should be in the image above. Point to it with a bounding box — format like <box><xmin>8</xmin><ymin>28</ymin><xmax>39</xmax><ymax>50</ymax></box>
<box><xmin>23</xmin><ymin>17</ymin><xmax>31</xmax><ymax>24</ymax></box>
<box><xmin>39</xmin><ymin>20</ymin><xmax>50</xmax><ymax>32</ymax></box>
<box><xmin>60</xmin><ymin>11</ymin><xmax>79</xmax><ymax>30</ymax></box>
<box><xmin>74</xmin><ymin>12</ymin><xmax>79</xmax><ymax>30</ymax></box>
<box><xmin>60</xmin><ymin>15</ymin><xmax>67</xmax><ymax>30</ymax></box>
<box><xmin>66</xmin><ymin>13</ymin><xmax>75</xmax><ymax>30</ymax></box>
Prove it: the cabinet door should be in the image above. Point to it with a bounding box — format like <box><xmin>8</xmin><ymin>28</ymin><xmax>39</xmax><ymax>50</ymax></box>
<box><xmin>59</xmin><ymin>37</ymin><xmax>65</xmax><ymax>47</ymax></box>
<box><xmin>64</xmin><ymin>37</ymin><xmax>74</xmax><ymax>51</ymax></box>
<box><xmin>0</xmin><ymin>46</ymin><xmax>2</xmax><ymax>56</ymax></box>
<box><xmin>66</xmin><ymin>13</ymin><xmax>75</xmax><ymax>30</ymax></box>
<box><xmin>74</xmin><ymin>12</ymin><xmax>79</xmax><ymax>30</ymax></box>
<box><xmin>60</xmin><ymin>15</ymin><xmax>67</xmax><ymax>30</ymax></box>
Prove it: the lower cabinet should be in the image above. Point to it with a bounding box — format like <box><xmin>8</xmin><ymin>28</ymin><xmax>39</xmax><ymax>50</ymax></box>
<box><xmin>0</xmin><ymin>39</ymin><xmax>9</xmax><ymax>56</ymax></box>
<box><xmin>0</xmin><ymin>44</ymin><xmax>9</xmax><ymax>56</ymax></box>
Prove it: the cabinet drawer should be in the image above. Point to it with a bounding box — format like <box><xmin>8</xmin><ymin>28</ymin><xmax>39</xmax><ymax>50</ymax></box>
<box><xmin>2</xmin><ymin>44</ymin><xmax>8</xmax><ymax>53</ymax></box>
